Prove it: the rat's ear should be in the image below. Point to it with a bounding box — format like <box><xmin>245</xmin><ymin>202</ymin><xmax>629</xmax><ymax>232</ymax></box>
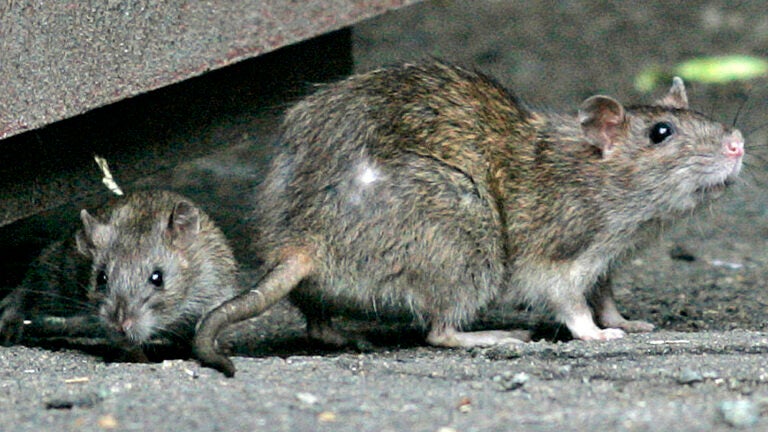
<box><xmin>167</xmin><ymin>200</ymin><xmax>201</xmax><ymax>246</ymax></box>
<box><xmin>578</xmin><ymin>95</ymin><xmax>628</xmax><ymax>155</ymax></box>
<box><xmin>654</xmin><ymin>77</ymin><xmax>688</xmax><ymax>109</ymax></box>
<box><xmin>76</xmin><ymin>209</ymin><xmax>113</xmax><ymax>256</ymax></box>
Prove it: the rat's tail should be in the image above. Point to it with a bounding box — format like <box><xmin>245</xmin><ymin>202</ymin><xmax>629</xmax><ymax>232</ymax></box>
<box><xmin>193</xmin><ymin>250</ymin><xmax>315</xmax><ymax>377</ymax></box>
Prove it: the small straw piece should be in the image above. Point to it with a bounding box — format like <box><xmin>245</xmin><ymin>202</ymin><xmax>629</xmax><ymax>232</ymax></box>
<box><xmin>94</xmin><ymin>155</ymin><xmax>124</xmax><ymax>196</ymax></box>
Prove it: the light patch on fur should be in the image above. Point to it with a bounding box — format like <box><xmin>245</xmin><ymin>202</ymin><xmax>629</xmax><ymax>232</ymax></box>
<box><xmin>177</xmin><ymin>253</ymin><xmax>190</xmax><ymax>269</ymax></box>
<box><xmin>511</xmin><ymin>252</ymin><xmax>610</xmax><ymax>309</ymax></box>
<box><xmin>359</xmin><ymin>166</ymin><xmax>379</xmax><ymax>185</ymax></box>
<box><xmin>346</xmin><ymin>161</ymin><xmax>385</xmax><ymax>205</ymax></box>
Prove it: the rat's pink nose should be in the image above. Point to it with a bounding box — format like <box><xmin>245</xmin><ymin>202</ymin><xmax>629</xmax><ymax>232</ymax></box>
<box><xmin>118</xmin><ymin>318</ymin><xmax>134</xmax><ymax>333</ymax></box>
<box><xmin>724</xmin><ymin>130</ymin><xmax>745</xmax><ymax>158</ymax></box>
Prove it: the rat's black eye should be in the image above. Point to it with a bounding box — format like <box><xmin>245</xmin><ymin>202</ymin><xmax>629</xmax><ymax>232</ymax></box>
<box><xmin>649</xmin><ymin>122</ymin><xmax>675</xmax><ymax>144</ymax></box>
<box><xmin>95</xmin><ymin>269</ymin><xmax>108</xmax><ymax>292</ymax></box>
<box><xmin>149</xmin><ymin>269</ymin><xmax>164</xmax><ymax>289</ymax></box>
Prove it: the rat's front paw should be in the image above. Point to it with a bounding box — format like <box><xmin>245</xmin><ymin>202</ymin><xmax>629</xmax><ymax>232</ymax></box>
<box><xmin>0</xmin><ymin>297</ymin><xmax>25</xmax><ymax>346</ymax></box>
<box><xmin>565</xmin><ymin>312</ymin><xmax>626</xmax><ymax>341</ymax></box>
<box><xmin>0</xmin><ymin>315</ymin><xmax>24</xmax><ymax>346</ymax></box>
<box><xmin>574</xmin><ymin>327</ymin><xmax>626</xmax><ymax>341</ymax></box>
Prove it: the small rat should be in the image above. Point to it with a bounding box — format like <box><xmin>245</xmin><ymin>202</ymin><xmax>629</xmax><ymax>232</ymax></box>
<box><xmin>0</xmin><ymin>190</ymin><xmax>238</xmax><ymax>356</ymax></box>
<box><xmin>194</xmin><ymin>61</ymin><xmax>744</xmax><ymax>376</ymax></box>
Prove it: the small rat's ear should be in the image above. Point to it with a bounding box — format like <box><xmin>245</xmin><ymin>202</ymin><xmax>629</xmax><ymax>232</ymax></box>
<box><xmin>76</xmin><ymin>209</ymin><xmax>112</xmax><ymax>256</ymax></box>
<box><xmin>167</xmin><ymin>200</ymin><xmax>201</xmax><ymax>246</ymax></box>
<box><xmin>654</xmin><ymin>77</ymin><xmax>688</xmax><ymax>109</ymax></box>
<box><xmin>578</xmin><ymin>95</ymin><xmax>628</xmax><ymax>156</ymax></box>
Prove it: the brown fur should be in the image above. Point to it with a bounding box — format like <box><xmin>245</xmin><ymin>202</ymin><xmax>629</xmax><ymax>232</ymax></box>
<box><xmin>194</xmin><ymin>61</ymin><xmax>743</xmax><ymax>376</ymax></box>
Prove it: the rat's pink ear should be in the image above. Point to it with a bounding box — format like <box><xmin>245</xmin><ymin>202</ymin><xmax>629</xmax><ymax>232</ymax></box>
<box><xmin>167</xmin><ymin>200</ymin><xmax>200</xmax><ymax>246</ymax></box>
<box><xmin>76</xmin><ymin>209</ymin><xmax>113</xmax><ymax>256</ymax></box>
<box><xmin>654</xmin><ymin>77</ymin><xmax>688</xmax><ymax>109</ymax></box>
<box><xmin>578</xmin><ymin>95</ymin><xmax>628</xmax><ymax>155</ymax></box>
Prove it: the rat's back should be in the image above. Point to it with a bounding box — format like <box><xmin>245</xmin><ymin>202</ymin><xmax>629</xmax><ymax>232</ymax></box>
<box><xmin>256</xmin><ymin>61</ymin><xmax>516</xmax><ymax>325</ymax></box>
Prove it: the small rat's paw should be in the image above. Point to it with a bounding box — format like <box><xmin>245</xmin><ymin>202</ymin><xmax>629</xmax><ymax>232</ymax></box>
<box><xmin>0</xmin><ymin>319</ymin><xmax>24</xmax><ymax>346</ymax></box>
<box><xmin>0</xmin><ymin>305</ymin><xmax>24</xmax><ymax>346</ymax></box>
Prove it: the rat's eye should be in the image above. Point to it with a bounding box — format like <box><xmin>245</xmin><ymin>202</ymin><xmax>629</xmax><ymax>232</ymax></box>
<box><xmin>95</xmin><ymin>269</ymin><xmax>108</xmax><ymax>292</ymax></box>
<box><xmin>149</xmin><ymin>269</ymin><xmax>164</xmax><ymax>289</ymax></box>
<box><xmin>649</xmin><ymin>122</ymin><xmax>675</xmax><ymax>144</ymax></box>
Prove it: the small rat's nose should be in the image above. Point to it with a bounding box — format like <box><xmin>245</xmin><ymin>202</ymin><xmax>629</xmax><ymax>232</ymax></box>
<box><xmin>112</xmin><ymin>298</ymin><xmax>134</xmax><ymax>334</ymax></box>
<box><xmin>724</xmin><ymin>130</ymin><xmax>745</xmax><ymax>159</ymax></box>
<box><xmin>118</xmin><ymin>318</ymin><xmax>134</xmax><ymax>333</ymax></box>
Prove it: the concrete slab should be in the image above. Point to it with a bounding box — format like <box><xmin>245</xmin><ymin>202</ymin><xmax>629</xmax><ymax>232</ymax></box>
<box><xmin>0</xmin><ymin>0</ymin><xmax>418</xmax><ymax>140</ymax></box>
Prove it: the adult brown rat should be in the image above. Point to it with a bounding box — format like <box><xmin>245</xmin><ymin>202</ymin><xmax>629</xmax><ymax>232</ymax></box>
<box><xmin>0</xmin><ymin>190</ymin><xmax>238</xmax><ymax>357</ymax></box>
<box><xmin>194</xmin><ymin>60</ymin><xmax>744</xmax><ymax>377</ymax></box>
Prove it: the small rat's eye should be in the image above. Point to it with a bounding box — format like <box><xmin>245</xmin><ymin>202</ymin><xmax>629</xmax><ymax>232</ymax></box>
<box><xmin>149</xmin><ymin>269</ymin><xmax>164</xmax><ymax>289</ymax></box>
<box><xmin>95</xmin><ymin>269</ymin><xmax>108</xmax><ymax>292</ymax></box>
<box><xmin>649</xmin><ymin>122</ymin><xmax>675</xmax><ymax>144</ymax></box>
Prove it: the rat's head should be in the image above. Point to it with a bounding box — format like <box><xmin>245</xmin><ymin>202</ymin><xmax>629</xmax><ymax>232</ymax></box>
<box><xmin>578</xmin><ymin>77</ymin><xmax>744</xmax><ymax>216</ymax></box>
<box><xmin>75</xmin><ymin>194</ymin><xmax>204</xmax><ymax>344</ymax></box>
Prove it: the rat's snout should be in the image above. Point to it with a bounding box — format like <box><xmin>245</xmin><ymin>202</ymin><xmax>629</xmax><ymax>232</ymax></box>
<box><xmin>110</xmin><ymin>297</ymin><xmax>135</xmax><ymax>334</ymax></box>
<box><xmin>117</xmin><ymin>317</ymin><xmax>135</xmax><ymax>334</ymax></box>
<box><xmin>723</xmin><ymin>130</ymin><xmax>745</xmax><ymax>159</ymax></box>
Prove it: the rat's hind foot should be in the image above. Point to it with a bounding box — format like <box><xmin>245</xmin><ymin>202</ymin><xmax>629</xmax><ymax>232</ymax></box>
<box><xmin>306</xmin><ymin>318</ymin><xmax>374</xmax><ymax>351</ymax></box>
<box><xmin>596</xmin><ymin>302</ymin><xmax>655</xmax><ymax>333</ymax></box>
<box><xmin>307</xmin><ymin>317</ymin><xmax>349</xmax><ymax>347</ymax></box>
<box><xmin>600</xmin><ymin>315</ymin><xmax>655</xmax><ymax>334</ymax></box>
<box><xmin>589</xmin><ymin>273</ymin><xmax>654</xmax><ymax>334</ymax></box>
<box><xmin>426</xmin><ymin>326</ymin><xmax>531</xmax><ymax>348</ymax></box>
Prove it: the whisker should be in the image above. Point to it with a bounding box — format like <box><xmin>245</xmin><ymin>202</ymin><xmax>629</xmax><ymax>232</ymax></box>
<box><xmin>743</xmin><ymin>120</ymin><xmax>768</xmax><ymax>136</ymax></box>
<box><xmin>1</xmin><ymin>288</ymin><xmax>96</xmax><ymax>314</ymax></box>
<box><xmin>738</xmin><ymin>168</ymin><xmax>762</xmax><ymax>188</ymax></box>
<box><xmin>745</xmin><ymin>153</ymin><xmax>768</xmax><ymax>166</ymax></box>
<box><xmin>731</xmin><ymin>90</ymin><xmax>751</xmax><ymax>128</ymax></box>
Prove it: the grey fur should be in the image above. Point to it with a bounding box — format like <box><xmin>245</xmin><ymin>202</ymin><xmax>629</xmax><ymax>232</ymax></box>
<box><xmin>0</xmin><ymin>190</ymin><xmax>238</xmax><ymax>355</ymax></box>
